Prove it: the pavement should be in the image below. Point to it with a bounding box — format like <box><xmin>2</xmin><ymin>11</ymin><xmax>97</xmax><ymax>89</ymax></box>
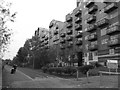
<box><xmin>2</xmin><ymin>65</ymin><xmax>119</xmax><ymax>88</ymax></box>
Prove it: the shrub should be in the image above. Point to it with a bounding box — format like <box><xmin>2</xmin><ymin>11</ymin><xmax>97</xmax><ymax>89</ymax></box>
<box><xmin>41</xmin><ymin>66</ymin><xmax>48</xmax><ymax>73</ymax></box>
<box><xmin>48</xmin><ymin>67</ymin><xmax>55</xmax><ymax>74</ymax></box>
<box><xmin>77</xmin><ymin>65</ymin><xmax>94</xmax><ymax>74</ymax></box>
<box><xmin>89</xmin><ymin>68</ymin><xmax>99</xmax><ymax>76</ymax></box>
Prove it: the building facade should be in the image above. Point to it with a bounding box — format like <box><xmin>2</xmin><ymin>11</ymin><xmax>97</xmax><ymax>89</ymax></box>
<box><xmin>82</xmin><ymin>1</ymin><xmax>120</xmax><ymax>65</ymax></box>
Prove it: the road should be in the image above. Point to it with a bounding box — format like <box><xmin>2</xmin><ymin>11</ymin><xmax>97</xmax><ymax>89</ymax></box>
<box><xmin>2</xmin><ymin>65</ymin><xmax>119</xmax><ymax>88</ymax></box>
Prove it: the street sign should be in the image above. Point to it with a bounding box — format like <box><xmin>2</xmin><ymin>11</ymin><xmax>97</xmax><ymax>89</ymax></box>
<box><xmin>107</xmin><ymin>60</ymin><xmax>118</xmax><ymax>69</ymax></box>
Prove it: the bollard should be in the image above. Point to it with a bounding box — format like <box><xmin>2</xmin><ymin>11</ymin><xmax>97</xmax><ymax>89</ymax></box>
<box><xmin>86</xmin><ymin>71</ymin><xmax>90</xmax><ymax>83</ymax></box>
<box><xmin>76</xmin><ymin>70</ymin><xmax>79</xmax><ymax>81</ymax></box>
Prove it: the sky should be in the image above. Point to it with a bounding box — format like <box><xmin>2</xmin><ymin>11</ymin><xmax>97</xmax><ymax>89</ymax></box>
<box><xmin>3</xmin><ymin>0</ymin><xmax>76</xmax><ymax>60</ymax></box>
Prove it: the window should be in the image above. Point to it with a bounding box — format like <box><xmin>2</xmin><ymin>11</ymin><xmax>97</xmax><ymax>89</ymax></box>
<box><xmin>101</xmin><ymin>27</ymin><xmax>107</xmax><ymax>36</ymax></box>
<box><xmin>101</xmin><ymin>38</ymin><xmax>108</xmax><ymax>45</ymax></box>
<box><xmin>109</xmin><ymin>49</ymin><xmax>115</xmax><ymax>54</ymax></box>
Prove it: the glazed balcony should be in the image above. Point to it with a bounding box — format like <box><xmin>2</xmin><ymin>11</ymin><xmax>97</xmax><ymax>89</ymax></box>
<box><xmin>86</xmin><ymin>24</ymin><xmax>96</xmax><ymax>32</ymax></box>
<box><xmin>87</xmin><ymin>15</ymin><xmax>96</xmax><ymax>24</ymax></box>
<box><xmin>66</xmin><ymin>16</ymin><xmax>72</xmax><ymax>22</ymax></box>
<box><xmin>67</xmin><ymin>29</ymin><xmax>73</xmax><ymax>35</ymax></box>
<box><xmin>86</xmin><ymin>1</ymin><xmax>94</xmax><ymax>8</ymax></box>
<box><xmin>88</xmin><ymin>5</ymin><xmax>98</xmax><ymax>14</ymax></box>
<box><xmin>66</xmin><ymin>23</ymin><xmax>72</xmax><ymax>28</ymax></box>
<box><xmin>60</xmin><ymin>39</ymin><xmax>65</xmax><ymax>43</ymax></box>
<box><xmin>108</xmin><ymin>38</ymin><xmax>120</xmax><ymax>47</ymax></box>
<box><xmin>76</xmin><ymin>40</ymin><xmax>82</xmax><ymax>45</ymax></box>
<box><xmin>75</xmin><ymin>10</ymin><xmax>82</xmax><ymax>17</ymax></box>
<box><xmin>96</xmin><ymin>18</ymin><xmax>109</xmax><ymax>28</ymax></box>
<box><xmin>75</xmin><ymin>17</ymin><xmax>82</xmax><ymax>23</ymax></box>
<box><xmin>75</xmin><ymin>24</ymin><xmax>82</xmax><ymax>31</ymax></box>
<box><xmin>104</xmin><ymin>2</ymin><xmax>118</xmax><ymax>14</ymax></box>
<box><xmin>66</xmin><ymin>36</ymin><xmax>73</xmax><ymax>41</ymax></box>
<box><xmin>75</xmin><ymin>32</ymin><xmax>82</xmax><ymax>38</ymax></box>
<box><xmin>60</xmin><ymin>33</ymin><xmax>66</xmax><ymax>37</ymax></box>
<box><xmin>88</xmin><ymin>45</ymin><xmax>98</xmax><ymax>51</ymax></box>
<box><xmin>88</xmin><ymin>33</ymin><xmax>97</xmax><ymax>41</ymax></box>
<box><xmin>107</xmin><ymin>25</ymin><xmax>120</xmax><ymax>35</ymax></box>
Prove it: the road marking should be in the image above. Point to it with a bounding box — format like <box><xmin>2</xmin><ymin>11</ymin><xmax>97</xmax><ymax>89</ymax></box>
<box><xmin>17</xmin><ymin>70</ymin><xmax>34</xmax><ymax>81</ymax></box>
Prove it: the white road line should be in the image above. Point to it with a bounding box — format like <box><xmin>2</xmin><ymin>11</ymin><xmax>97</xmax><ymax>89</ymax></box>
<box><xmin>17</xmin><ymin>70</ymin><xmax>34</xmax><ymax>81</ymax></box>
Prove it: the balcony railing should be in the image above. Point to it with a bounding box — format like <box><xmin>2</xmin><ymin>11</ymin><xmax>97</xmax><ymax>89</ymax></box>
<box><xmin>66</xmin><ymin>17</ymin><xmax>72</xmax><ymax>22</ymax></box>
<box><xmin>45</xmin><ymin>37</ymin><xmax>48</xmax><ymax>40</ymax></box>
<box><xmin>87</xmin><ymin>15</ymin><xmax>96</xmax><ymax>24</ymax></box>
<box><xmin>75</xmin><ymin>17</ymin><xmax>82</xmax><ymax>23</ymax></box>
<box><xmin>86</xmin><ymin>1</ymin><xmax>94</xmax><ymax>8</ymax></box>
<box><xmin>60</xmin><ymin>39</ymin><xmax>65</xmax><ymax>43</ymax></box>
<box><xmin>76</xmin><ymin>40</ymin><xmax>82</xmax><ymax>45</ymax></box>
<box><xmin>75</xmin><ymin>24</ymin><xmax>82</xmax><ymax>31</ymax></box>
<box><xmin>67</xmin><ymin>29</ymin><xmax>73</xmax><ymax>35</ymax></box>
<box><xmin>75</xmin><ymin>32</ymin><xmax>82</xmax><ymax>38</ymax></box>
<box><xmin>75</xmin><ymin>10</ymin><xmax>82</xmax><ymax>17</ymax></box>
<box><xmin>66</xmin><ymin>36</ymin><xmax>73</xmax><ymax>41</ymax></box>
<box><xmin>107</xmin><ymin>25</ymin><xmax>120</xmax><ymax>35</ymax></box>
<box><xmin>88</xmin><ymin>33</ymin><xmax>97</xmax><ymax>41</ymax></box>
<box><xmin>66</xmin><ymin>23</ymin><xmax>72</xmax><ymax>28</ymax></box>
<box><xmin>86</xmin><ymin>24</ymin><xmax>96</xmax><ymax>32</ymax></box>
<box><xmin>88</xmin><ymin>5</ymin><xmax>98</xmax><ymax>14</ymax></box>
<box><xmin>104</xmin><ymin>3</ymin><xmax>118</xmax><ymax>14</ymax></box>
<box><xmin>96</xmin><ymin>18</ymin><xmax>109</xmax><ymax>28</ymax></box>
<box><xmin>88</xmin><ymin>45</ymin><xmax>98</xmax><ymax>51</ymax></box>
<box><xmin>60</xmin><ymin>33</ymin><xmax>66</xmax><ymax>37</ymax></box>
<box><xmin>108</xmin><ymin>38</ymin><xmax>120</xmax><ymax>47</ymax></box>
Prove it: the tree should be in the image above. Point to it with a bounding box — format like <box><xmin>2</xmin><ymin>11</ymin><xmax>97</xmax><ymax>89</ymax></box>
<box><xmin>0</xmin><ymin>0</ymin><xmax>17</xmax><ymax>58</ymax></box>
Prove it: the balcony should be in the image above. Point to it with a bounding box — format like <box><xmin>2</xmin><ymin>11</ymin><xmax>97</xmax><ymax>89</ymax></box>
<box><xmin>76</xmin><ymin>40</ymin><xmax>82</xmax><ymax>45</ymax></box>
<box><xmin>66</xmin><ymin>23</ymin><xmax>72</xmax><ymax>28</ymax></box>
<box><xmin>49</xmin><ymin>23</ymin><xmax>53</xmax><ymax>28</ymax></box>
<box><xmin>66</xmin><ymin>36</ymin><xmax>73</xmax><ymax>41</ymax></box>
<box><xmin>88</xmin><ymin>33</ymin><xmax>97</xmax><ymax>41</ymax></box>
<box><xmin>60</xmin><ymin>39</ymin><xmax>65</xmax><ymax>43</ymax></box>
<box><xmin>66</xmin><ymin>17</ymin><xmax>72</xmax><ymax>22</ymax></box>
<box><xmin>75</xmin><ymin>32</ymin><xmax>82</xmax><ymax>38</ymax></box>
<box><xmin>67</xmin><ymin>42</ymin><xmax>73</xmax><ymax>48</ymax></box>
<box><xmin>96</xmin><ymin>18</ymin><xmax>109</xmax><ymax>28</ymax></box>
<box><xmin>107</xmin><ymin>25</ymin><xmax>120</xmax><ymax>35</ymax></box>
<box><xmin>75</xmin><ymin>24</ymin><xmax>82</xmax><ymax>31</ymax></box>
<box><xmin>54</xmin><ymin>30</ymin><xmax>58</xmax><ymax>35</ymax></box>
<box><xmin>75</xmin><ymin>10</ymin><xmax>82</xmax><ymax>17</ymax></box>
<box><xmin>60</xmin><ymin>33</ymin><xmax>66</xmax><ymax>37</ymax></box>
<box><xmin>87</xmin><ymin>15</ymin><xmax>96</xmax><ymax>24</ymax></box>
<box><xmin>45</xmin><ymin>37</ymin><xmax>48</xmax><ymax>40</ymax></box>
<box><xmin>86</xmin><ymin>24</ymin><xmax>96</xmax><ymax>32</ymax></box>
<box><xmin>67</xmin><ymin>29</ymin><xmax>73</xmax><ymax>35</ymax></box>
<box><xmin>44</xmin><ymin>41</ymin><xmax>48</xmax><ymax>45</ymax></box>
<box><xmin>60</xmin><ymin>45</ymin><xmax>65</xmax><ymax>49</ymax></box>
<box><xmin>88</xmin><ymin>5</ymin><xmax>98</xmax><ymax>14</ymax></box>
<box><xmin>86</xmin><ymin>1</ymin><xmax>94</xmax><ymax>8</ymax></box>
<box><xmin>108</xmin><ymin>38</ymin><xmax>120</xmax><ymax>47</ymax></box>
<box><xmin>75</xmin><ymin>17</ymin><xmax>82</xmax><ymax>23</ymax></box>
<box><xmin>104</xmin><ymin>3</ymin><xmax>118</xmax><ymax>14</ymax></box>
<box><xmin>88</xmin><ymin>45</ymin><xmax>98</xmax><ymax>51</ymax></box>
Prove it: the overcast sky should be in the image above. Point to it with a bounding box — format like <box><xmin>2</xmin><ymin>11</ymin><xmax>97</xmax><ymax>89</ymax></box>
<box><xmin>3</xmin><ymin>0</ymin><xmax>76</xmax><ymax>59</ymax></box>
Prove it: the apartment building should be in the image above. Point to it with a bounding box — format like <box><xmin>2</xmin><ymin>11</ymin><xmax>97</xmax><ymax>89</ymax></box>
<box><xmin>49</xmin><ymin>19</ymin><xmax>65</xmax><ymax>62</ymax></box>
<box><xmin>82</xmin><ymin>1</ymin><xmax>120</xmax><ymax>65</ymax></box>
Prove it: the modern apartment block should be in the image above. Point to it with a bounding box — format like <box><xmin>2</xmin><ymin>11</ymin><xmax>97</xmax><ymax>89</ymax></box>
<box><xmin>49</xmin><ymin>20</ymin><xmax>65</xmax><ymax>61</ymax></box>
<box><xmin>82</xmin><ymin>1</ymin><xmax>120</xmax><ymax>65</ymax></box>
